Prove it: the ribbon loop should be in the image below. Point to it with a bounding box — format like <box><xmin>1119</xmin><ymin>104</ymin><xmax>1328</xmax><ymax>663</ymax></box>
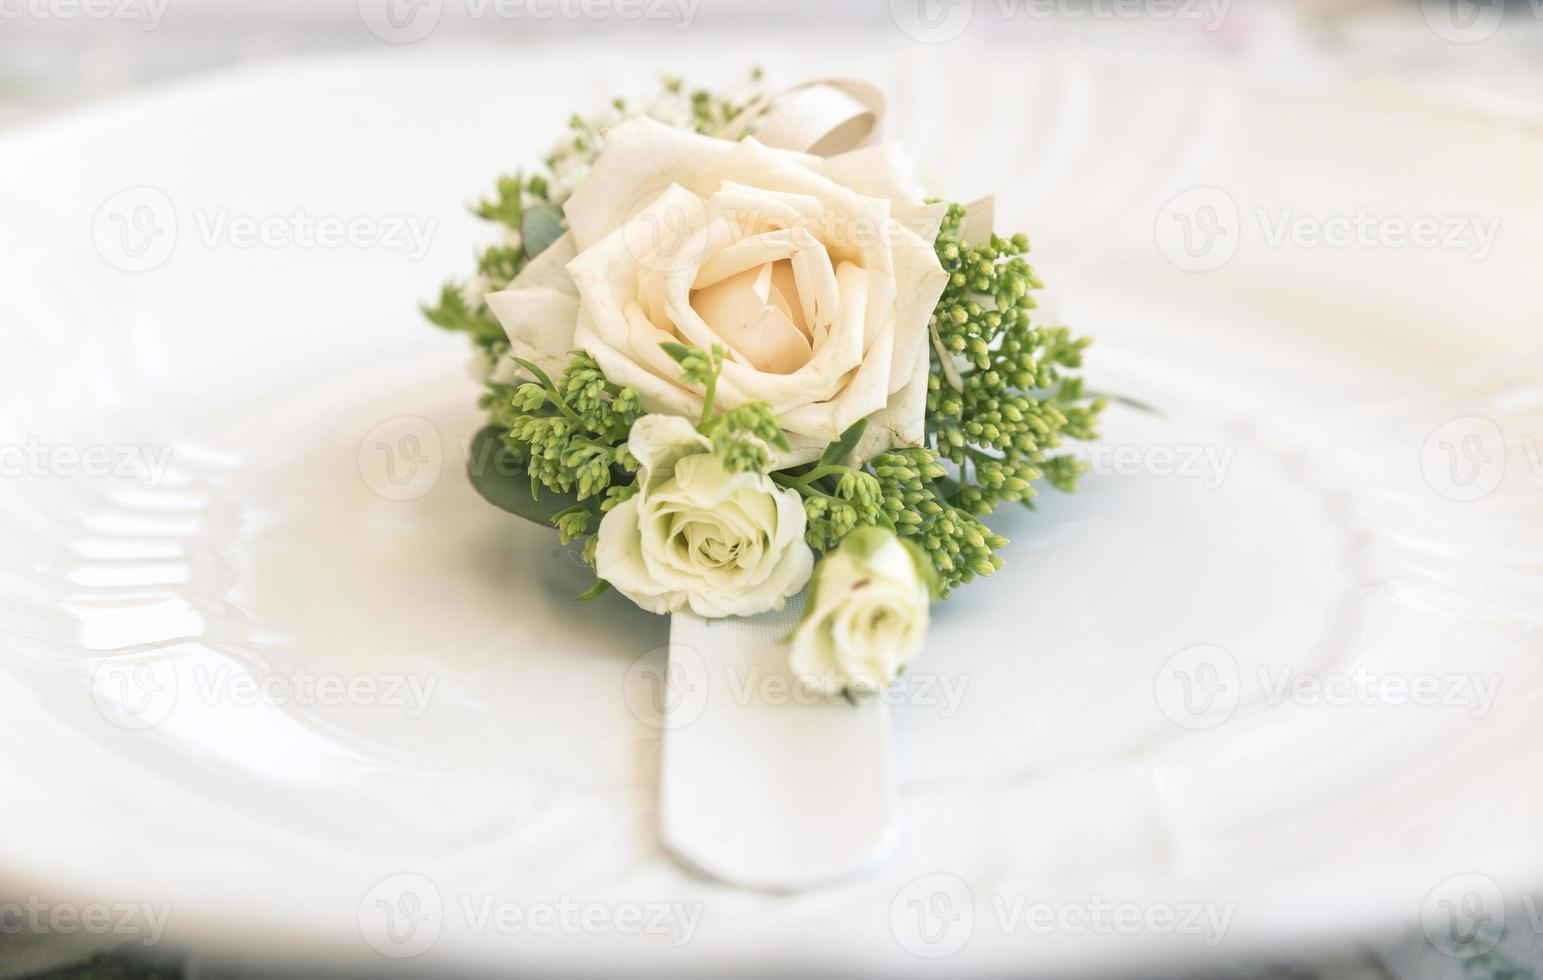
<box><xmin>723</xmin><ymin>79</ymin><xmax>886</xmax><ymax>157</ymax></box>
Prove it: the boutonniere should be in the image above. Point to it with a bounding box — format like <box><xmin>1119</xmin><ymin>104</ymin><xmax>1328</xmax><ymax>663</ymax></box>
<box><xmin>426</xmin><ymin>72</ymin><xmax>1104</xmax><ymax>698</ymax></box>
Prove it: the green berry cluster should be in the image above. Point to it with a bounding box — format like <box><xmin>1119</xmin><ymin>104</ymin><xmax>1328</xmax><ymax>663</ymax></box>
<box><xmin>788</xmin><ymin>467</ymin><xmax>885</xmax><ymax>553</ymax></box>
<box><xmin>871</xmin><ymin>448</ymin><xmax>1007</xmax><ymax>593</ymax></box>
<box><xmin>776</xmin><ymin>445</ymin><xmax>1008</xmax><ymax>595</ymax></box>
<box><xmin>928</xmin><ymin>203</ymin><xmax>1105</xmax><ymax>517</ymax></box>
<box><xmin>485</xmin><ymin>353</ymin><xmax>641</xmax><ymax>514</ymax></box>
<box><xmin>661</xmin><ymin>341</ymin><xmax>791</xmax><ymax>474</ymax></box>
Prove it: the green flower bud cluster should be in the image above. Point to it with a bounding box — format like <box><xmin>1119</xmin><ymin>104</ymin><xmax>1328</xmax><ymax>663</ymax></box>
<box><xmin>927</xmin><ymin>203</ymin><xmax>1106</xmax><ymax>517</ymax></box>
<box><xmin>796</xmin><ymin>468</ymin><xmax>885</xmax><ymax>553</ymax></box>
<box><xmin>871</xmin><ymin>448</ymin><xmax>1007</xmax><ymax>594</ymax></box>
<box><xmin>661</xmin><ymin>340</ymin><xmax>791</xmax><ymax>475</ymax></box>
<box><xmin>486</xmin><ymin>352</ymin><xmax>641</xmax><ymax>505</ymax></box>
<box><xmin>709</xmin><ymin>402</ymin><xmax>786</xmax><ymax>474</ymax></box>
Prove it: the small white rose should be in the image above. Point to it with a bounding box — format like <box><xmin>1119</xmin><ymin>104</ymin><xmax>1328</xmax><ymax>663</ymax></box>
<box><xmin>485</xmin><ymin>98</ymin><xmax>950</xmax><ymax>465</ymax></box>
<box><xmin>790</xmin><ymin>526</ymin><xmax>933</xmax><ymax>696</ymax></box>
<box><xmin>595</xmin><ymin>415</ymin><xmax>813</xmax><ymax>618</ymax></box>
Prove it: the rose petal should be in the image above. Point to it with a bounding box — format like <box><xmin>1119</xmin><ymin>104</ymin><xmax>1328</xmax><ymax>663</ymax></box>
<box><xmin>562</xmin><ymin>118</ymin><xmax>728</xmax><ymax>251</ymax></box>
<box><xmin>593</xmin><ymin>497</ymin><xmax>684</xmax><ymax>614</ymax></box>
<box><xmin>482</xmin><ymin>285</ymin><xmax>580</xmax><ymax>381</ymax></box>
<box><xmin>886</xmin><ymin>220</ymin><xmax>951</xmax><ymax>395</ymax></box>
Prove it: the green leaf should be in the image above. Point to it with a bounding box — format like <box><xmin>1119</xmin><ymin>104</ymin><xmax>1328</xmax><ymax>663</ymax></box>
<box><xmin>575</xmin><ymin>579</ymin><xmax>612</xmax><ymax>601</ymax></box>
<box><xmin>659</xmin><ymin>341</ymin><xmax>693</xmax><ymax>365</ymax></box>
<box><xmin>521</xmin><ymin>205</ymin><xmax>565</xmax><ymax>259</ymax></box>
<box><xmin>466</xmin><ymin>426</ymin><xmax>574</xmax><ymax>528</ymax></box>
<box><xmin>820</xmin><ymin>417</ymin><xmax>868</xmax><ymax>466</ymax></box>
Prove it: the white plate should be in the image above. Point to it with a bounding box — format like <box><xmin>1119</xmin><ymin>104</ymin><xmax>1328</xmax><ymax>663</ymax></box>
<box><xmin>2</xmin><ymin>39</ymin><xmax>1542</xmax><ymax>977</ymax></box>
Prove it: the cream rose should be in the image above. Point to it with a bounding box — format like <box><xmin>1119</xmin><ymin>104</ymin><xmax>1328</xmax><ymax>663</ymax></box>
<box><xmin>789</xmin><ymin>526</ymin><xmax>932</xmax><ymax>695</ymax></box>
<box><xmin>595</xmin><ymin>415</ymin><xmax>813</xmax><ymax>618</ymax></box>
<box><xmin>485</xmin><ymin>111</ymin><xmax>950</xmax><ymax>464</ymax></box>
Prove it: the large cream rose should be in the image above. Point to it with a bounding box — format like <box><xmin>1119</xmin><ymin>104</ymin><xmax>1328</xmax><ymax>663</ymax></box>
<box><xmin>485</xmin><ymin>114</ymin><xmax>950</xmax><ymax>463</ymax></box>
<box><xmin>595</xmin><ymin>415</ymin><xmax>813</xmax><ymax>618</ymax></box>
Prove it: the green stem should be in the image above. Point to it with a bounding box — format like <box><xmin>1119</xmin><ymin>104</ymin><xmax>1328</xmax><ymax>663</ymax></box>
<box><xmin>696</xmin><ymin>365</ymin><xmax>719</xmax><ymax>431</ymax></box>
<box><xmin>510</xmin><ymin>356</ymin><xmax>582</xmax><ymax>426</ymax></box>
<box><xmin>772</xmin><ymin>473</ymin><xmax>840</xmax><ymax>500</ymax></box>
<box><xmin>781</xmin><ymin>464</ymin><xmax>853</xmax><ymax>487</ymax></box>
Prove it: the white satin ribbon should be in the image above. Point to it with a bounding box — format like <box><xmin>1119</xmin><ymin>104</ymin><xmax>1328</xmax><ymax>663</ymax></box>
<box><xmin>660</xmin><ymin>598</ymin><xmax>899</xmax><ymax>891</ymax></box>
<box><xmin>721</xmin><ymin>78</ymin><xmax>886</xmax><ymax>157</ymax></box>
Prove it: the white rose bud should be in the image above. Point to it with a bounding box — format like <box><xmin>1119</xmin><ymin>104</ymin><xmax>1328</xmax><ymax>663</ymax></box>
<box><xmin>789</xmin><ymin>526</ymin><xmax>933</xmax><ymax>696</ymax></box>
<box><xmin>594</xmin><ymin>415</ymin><xmax>813</xmax><ymax>618</ymax></box>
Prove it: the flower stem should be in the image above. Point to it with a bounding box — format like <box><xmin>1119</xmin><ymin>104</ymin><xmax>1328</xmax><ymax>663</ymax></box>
<box><xmin>775</xmin><ymin>464</ymin><xmax>853</xmax><ymax>488</ymax></box>
<box><xmin>697</xmin><ymin>367</ymin><xmax>718</xmax><ymax>431</ymax></box>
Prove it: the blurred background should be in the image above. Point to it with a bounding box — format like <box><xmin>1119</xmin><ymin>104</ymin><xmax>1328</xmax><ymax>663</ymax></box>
<box><xmin>2</xmin><ymin>0</ymin><xmax>1541</xmax><ymax>978</ymax></box>
<box><xmin>0</xmin><ymin>0</ymin><xmax>1541</xmax><ymax>129</ymax></box>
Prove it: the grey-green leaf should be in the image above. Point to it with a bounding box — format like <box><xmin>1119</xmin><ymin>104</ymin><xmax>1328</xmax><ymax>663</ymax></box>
<box><xmin>820</xmin><ymin>417</ymin><xmax>868</xmax><ymax>466</ymax></box>
<box><xmin>520</xmin><ymin>205</ymin><xmax>565</xmax><ymax>260</ymax></box>
<box><xmin>466</xmin><ymin>425</ymin><xmax>573</xmax><ymax>528</ymax></box>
